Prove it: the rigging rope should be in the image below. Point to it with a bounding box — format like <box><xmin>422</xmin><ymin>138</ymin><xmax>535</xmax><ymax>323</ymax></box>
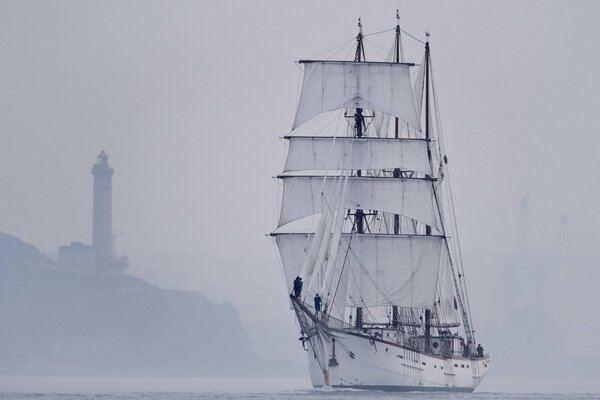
<box><xmin>429</xmin><ymin>52</ymin><xmax>476</xmax><ymax>343</ymax></box>
<box><xmin>363</xmin><ymin>26</ymin><xmax>395</xmax><ymax>37</ymax></box>
<box><xmin>347</xmin><ymin>245</ymin><xmax>395</xmax><ymax>307</ymax></box>
<box><xmin>305</xmin><ymin>37</ymin><xmax>356</xmax><ymax>61</ymax></box>
<box><xmin>304</xmin><ymin>26</ymin><xmax>424</xmax><ymax>62</ymax></box>
<box><xmin>363</xmin><ymin>37</ymin><xmax>387</xmax><ymax>60</ymax></box>
<box><xmin>400</xmin><ymin>28</ymin><xmax>426</xmax><ymax>45</ymax></box>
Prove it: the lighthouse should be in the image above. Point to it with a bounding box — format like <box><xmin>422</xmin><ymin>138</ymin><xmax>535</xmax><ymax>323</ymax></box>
<box><xmin>58</xmin><ymin>151</ymin><xmax>127</xmax><ymax>273</ymax></box>
<box><xmin>91</xmin><ymin>150</ymin><xmax>114</xmax><ymax>270</ymax></box>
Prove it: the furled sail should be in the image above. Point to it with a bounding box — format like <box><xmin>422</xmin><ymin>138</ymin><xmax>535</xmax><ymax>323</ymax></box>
<box><xmin>275</xmin><ymin>233</ymin><xmax>445</xmax><ymax>309</ymax></box>
<box><xmin>292</xmin><ymin>61</ymin><xmax>421</xmax><ymax>130</ymax></box>
<box><xmin>278</xmin><ymin>175</ymin><xmax>440</xmax><ymax>231</ymax></box>
<box><xmin>284</xmin><ymin>137</ymin><xmax>431</xmax><ymax>175</ymax></box>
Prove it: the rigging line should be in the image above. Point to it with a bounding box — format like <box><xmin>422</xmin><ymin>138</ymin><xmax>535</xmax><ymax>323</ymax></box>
<box><xmin>345</xmin><ymin>264</ymin><xmax>376</xmax><ymax>323</ymax></box>
<box><xmin>321</xmin><ymin>213</ymin><xmax>349</xmax><ymax>280</ymax></box>
<box><xmin>317</xmin><ymin>146</ymin><xmax>354</xmax><ymax>301</ymax></box>
<box><xmin>434</xmin><ymin>281</ymin><xmax>451</xmax><ymax>327</ymax></box>
<box><xmin>318</xmin><ymin>121</ymin><xmax>349</xmax><ymax>195</ymax></box>
<box><xmin>305</xmin><ymin>37</ymin><xmax>356</xmax><ymax>61</ymax></box>
<box><xmin>347</xmin><ymin>246</ymin><xmax>394</xmax><ymax>307</ymax></box>
<box><xmin>327</xmin><ymin>40</ymin><xmax>357</xmax><ymax>61</ymax></box>
<box><xmin>291</xmin><ymin>109</ymin><xmax>340</xmax><ymax>135</ymax></box>
<box><xmin>313</xmin><ymin>109</ymin><xmax>342</xmax><ymax>136</ymax></box>
<box><xmin>400</xmin><ymin>28</ymin><xmax>426</xmax><ymax>45</ymax></box>
<box><xmin>334</xmin><ymin>106</ymin><xmax>343</xmax><ymax>134</ymax></box>
<box><xmin>434</xmin><ymin>180</ymin><xmax>469</xmax><ymax>335</ymax></box>
<box><xmin>320</xmin><ymin>123</ymin><xmax>355</xmax><ymax>319</ymax></box>
<box><xmin>429</xmin><ymin>53</ymin><xmax>475</xmax><ymax>342</ymax></box>
<box><xmin>344</xmin><ymin>44</ymin><xmax>356</xmax><ymax>63</ymax></box>
<box><xmin>430</xmin><ymin>55</ymin><xmax>474</xmax><ymax>329</ymax></box>
<box><xmin>306</xmin><ymin>327</ymin><xmax>328</xmax><ymax>374</ymax></box>
<box><xmin>363</xmin><ymin>26</ymin><xmax>395</xmax><ymax>37</ymax></box>
<box><xmin>293</xmin><ymin>64</ymin><xmax>302</xmax><ymax>120</ymax></box>
<box><xmin>270</xmin><ymin>238</ymin><xmax>289</xmax><ymax>293</ymax></box>
<box><xmin>326</xmin><ymin>230</ymin><xmax>355</xmax><ymax>319</ymax></box>
<box><xmin>319</xmin><ymin>135</ymin><xmax>354</xmax><ymax>217</ymax></box>
<box><xmin>363</xmin><ymin>37</ymin><xmax>387</xmax><ymax>60</ymax></box>
<box><xmin>332</xmin><ymin>336</ymin><xmax>354</xmax><ymax>357</ymax></box>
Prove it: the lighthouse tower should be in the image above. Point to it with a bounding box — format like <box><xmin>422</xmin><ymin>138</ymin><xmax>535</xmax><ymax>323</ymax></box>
<box><xmin>91</xmin><ymin>150</ymin><xmax>114</xmax><ymax>270</ymax></box>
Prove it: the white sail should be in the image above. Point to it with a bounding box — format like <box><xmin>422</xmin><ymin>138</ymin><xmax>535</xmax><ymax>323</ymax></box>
<box><xmin>292</xmin><ymin>61</ymin><xmax>420</xmax><ymax>130</ymax></box>
<box><xmin>278</xmin><ymin>176</ymin><xmax>441</xmax><ymax>231</ymax></box>
<box><xmin>284</xmin><ymin>137</ymin><xmax>431</xmax><ymax>175</ymax></box>
<box><xmin>275</xmin><ymin>233</ymin><xmax>445</xmax><ymax>309</ymax></box>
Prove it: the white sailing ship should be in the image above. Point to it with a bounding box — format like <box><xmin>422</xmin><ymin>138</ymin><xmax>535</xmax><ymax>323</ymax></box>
<box><xmin>271</xmin><ymin>15</ymin><xmax>490</xmax><ymax>392</ymax></box>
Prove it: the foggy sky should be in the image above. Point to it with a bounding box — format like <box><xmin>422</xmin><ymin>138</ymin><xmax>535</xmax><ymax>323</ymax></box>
<box><xmin>2</xmin><ymin>0</ymin><xmax>600</xmax><ymax>385</ymax></box>
<box><xmin>3</xmin><ymin>0</ymin><xmax>598</xmax><ymax>260</ymax></box>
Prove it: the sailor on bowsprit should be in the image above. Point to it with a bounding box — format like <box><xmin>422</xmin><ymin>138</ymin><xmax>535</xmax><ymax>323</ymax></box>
<box><xmin>292</xmin><ymin>276</ymin><xmax>303</xmax><ymax>298</ymax></box>
<box><xmin>314</xmin><ymin>293</ymin><xmax>322</xmax><ymax>314</ymax></box>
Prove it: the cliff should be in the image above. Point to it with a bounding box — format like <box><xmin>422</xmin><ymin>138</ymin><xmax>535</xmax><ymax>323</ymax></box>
<box><xmin>0</xmin><ymin>233</ymin><xmax>264</xmax><ymax>376</ymax></box>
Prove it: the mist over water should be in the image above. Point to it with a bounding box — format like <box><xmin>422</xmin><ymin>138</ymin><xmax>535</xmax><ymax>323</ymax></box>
<box><xmin>1</xmin><ymin>377</ymin><xmax>600</xmax><ymax>399</ymax></box>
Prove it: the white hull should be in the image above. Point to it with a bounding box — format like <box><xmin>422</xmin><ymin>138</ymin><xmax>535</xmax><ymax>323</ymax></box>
<box><xmin>305</xmin><ymin>329</ymin><xmax>490</xmax><ymax>392</ymax></box>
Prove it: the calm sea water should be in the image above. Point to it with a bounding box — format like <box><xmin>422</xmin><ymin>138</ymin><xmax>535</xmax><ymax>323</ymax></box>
<box><xmin>0</xmin><ymin>377</ymin><xmax>599</xmax><ymax>400</ymax></box>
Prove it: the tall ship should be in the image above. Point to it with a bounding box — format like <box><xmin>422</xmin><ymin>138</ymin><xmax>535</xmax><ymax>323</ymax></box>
<box><xmin>271</xmin><ymin>14</ymin><xmax>490</xmax><ymax>392</ymax></box>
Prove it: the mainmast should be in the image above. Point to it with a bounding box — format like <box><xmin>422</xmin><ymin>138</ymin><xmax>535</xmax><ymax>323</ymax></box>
<box><xmin>392</xmin><ymin>10</ymin><xmax>403</xmax><ymax>328</ymax></box>
<box><xmin>423</xmin><ymin>32</ymin><xmax>433</xmax><ymax>352</ymax></box>
<box><xmin>424</xmin><ymin>34</ymin><xmax>432</xmax><ymax>237</ymax></box>
<box><xmin>353</xmin><ymin>18</ymin><xmax>366</xmax><ymax>329</ymax></box>
<box><xmin>393</xmin><ymin>11</ymin><xmax>402</xmax><ymax>236</ymax></box>
<box><xmin>353</xmin><ymin>19</ymin><xmax>366</xmax><ymax>235</ymax></box>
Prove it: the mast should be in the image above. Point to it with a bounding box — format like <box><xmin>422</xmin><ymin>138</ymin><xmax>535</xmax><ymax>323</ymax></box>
<box><xmin>354</xmin><ymin>18</ymin><xmax>366</xmax><ymax>329</ymax></box>
<box><xmin>392</xmin><ymin>10</ymin><xmax>402</xmax><ymax>328</ymax></box>
<box><xmin>393</xmin><ymin>11</ymin><xmax>402</xmax><ymax>235</ymax></box>
<box><xmin>423</xmin><ymin>33</ymin><xmax>433</xmax><ymax>352</ymax></box>
<box><xmin>424</xmin><ymin>34</ymin><xmax>432</xmax><ymax>237</ymax></box>
<box><xmin>353</xmin><ymin>19</ymin><xmax>366</xmax><ymax>236</ymax></box>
